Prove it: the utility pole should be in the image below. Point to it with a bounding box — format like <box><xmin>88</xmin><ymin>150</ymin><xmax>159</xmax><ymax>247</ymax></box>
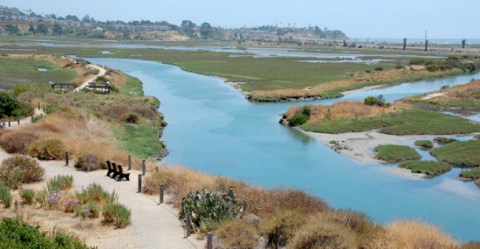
<box><xmin>424</xmin><ymin>30</ymin><xmax>428</xmax><ymax>52</ymax></box>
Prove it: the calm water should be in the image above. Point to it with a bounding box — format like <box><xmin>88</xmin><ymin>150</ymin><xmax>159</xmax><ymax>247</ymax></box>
<box><xmin>90</xmin><ymin>58</ymin><xmax>480</xmax><ymax>241</ymax></box>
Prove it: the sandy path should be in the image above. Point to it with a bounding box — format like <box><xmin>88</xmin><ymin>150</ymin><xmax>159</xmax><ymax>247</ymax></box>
<box><xmin>422</xmin><ymin>92</ymin><xmax>444</xmax><ymax>100</ymax></box>
<box><xmin>0</xmin><ymin>149</ymin><xmax>205</xmax><ymax>249</ymax></box>
<box><xmin>74</xmin><ymin>64</ymin><xmax>107</xmax><ymax>92</ymax></box>
<box><xmin>1</xmin><ymin>108</ymin><xmax>45</xmax><ymax>129</ymax></box>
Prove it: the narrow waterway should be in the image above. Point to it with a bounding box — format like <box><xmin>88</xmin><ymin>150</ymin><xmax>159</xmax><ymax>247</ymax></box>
<box><xmin>91</xmin><ymin>58</ymin><xmax>480</xmax><ymax>241</ymax></box>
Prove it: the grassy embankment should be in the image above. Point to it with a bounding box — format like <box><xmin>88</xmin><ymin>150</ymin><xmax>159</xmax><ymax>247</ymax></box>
<box><xmin>404</xmin><ymin>80</ymin><xmax>480</xmax><ymax>114</ymax></box>
<box><xmin>2</xmin><ymin>43</ymin><xmax>477</xmax><ymax>102</ymax></box>
<box><xmin>0</xmin><ymin>54</ymin><xmax>165</xmax><ymax>164</ymax></box>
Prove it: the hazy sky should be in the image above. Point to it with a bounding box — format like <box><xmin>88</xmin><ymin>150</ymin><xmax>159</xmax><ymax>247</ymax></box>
<box><xmin>2</xmin><ymin>0</ymin><xmax>479</xmax><ymax>38</ymax></box>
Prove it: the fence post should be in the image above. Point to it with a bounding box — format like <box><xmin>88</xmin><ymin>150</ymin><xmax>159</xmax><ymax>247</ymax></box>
<box><xmin>65</xmin><ymin>151</ymin><xmax>69</xmax><ymax>166</ymax></box>
<box><xmin>128</xmin><ymin>155</ymin><xmax>132</xmax><ymax>170</ymax></box>
<box><xmin>142</xmin><ymin>160</ymin><xmax>146</xmax><ymax>175</ymax></box>
<box><xmin>30</xmin><ymin>115</ymin><xmax>33</xmax><ymax>122</ymax></box>
<box><xmin>37</xmin><ymin>102</ymin><xmax>40</xmax><ymax>109</ymax></box>
<box><xmin>186</xmin><ymin>214</ymin><xmax>192</xmax><ymax>237</ymax></box>
<box><xmin>86</xmin><ymin>156</ymin><xmax>91</xmax><ymax>172</ymax></box>
<box><xmin>207</xmin><ymin>232</ymin><xmax>213</xmax><ymax>249</ymax></box>
<box><xmin>159</xmin><ymin>184</ymin><xmax>164</xmax><ymax>204</ymax></box>
<box><xmin>8</xmin><ymin>120</ymin><xmax>11</xmax><ymax>127</ymax></box>
<box><xmin>137</xmin><ymin>174</ymin><xmax>142</xmax><ymax>193</ymax></box>
<box><xmin>17</xmin><ymin>117</ymin><xmax>20</xmax><ymax>125</ymax></box>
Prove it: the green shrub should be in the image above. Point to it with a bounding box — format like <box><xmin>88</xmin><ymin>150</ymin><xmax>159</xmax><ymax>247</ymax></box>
<box><xmin>75</xmin><ymin>183</ymin><xmax>117</xmax><ymax>205</ymax></box>
<box><xmin>102</xmin><ymin>203</ymin><xmax>131</xmax><ymax>228</ymax></box>
<box><xmin>35</xmin><ymin>189</ymin><xmax>48</xmax><ymax>206</ymax></box>
<box><xmin>430</xmin><ymin>140</ymin><xmax>480</xmax><ymax>167</ymax></box>
<box><xmin>74</xmin><ymin>154</ymin><xmax>104</xmax><ymax>172</ymax></box>
<box><xmin>288</xmin><ymin>113</ymin><xmax>309</xmax><ymax>126</ymax></box>
<box><xmin>28</xmin><ymin>139</ymin><xmax>66</xmax><ymax>160</ymax></box>
<box><xmin>433</xmin><ymin>137</ymin><xmax>457</xmax><ymax>145</ymax></box>
<box><xmin>303</xmin><ymin>105</ymin><xmax>312</xmax><ymax>116</ymax></box>
<box><xmin>74</xmin><ymin>201</ymin><xmax>100</xmax><ymax>219</ymax></box>
<box><xmin>0</xmin><ymin>155</ymin><xmax>44</xmax><ymax>188</ymax></box>
<box><xmin>0</xmin><ymin>183</ymin><xmax>11</xmax><ymax>208</ymax></box>
<box><xmin>47</xmin><ymin>175</ymin><xmax>73</xmax><ymax>193</ymax></box>
<box><xmin>19</xmin><ymin>188</ymin><xmax>35</xmax><ymax>204</ymax></box>
<box><xmin>399</xmin><ymin>160</ymin><xmax>452</xmax><ymax>177</ymax></box>
<box><xmin>260</xmin><ymin>209</ymin><xmax>307</xmax><ymax>248</ymax></box>
<box><xmin>459</xmin><ymin>168</ymin><xmax>480</xmax><ymax>180</ymax></box>
<box><xmin>0</xmin><ymin>92</ymin><xmax>31</xmax><ymax>118</ymax></box>
<box><xmin>374</xmin><ymin>66</ymin><xmax>383</xmax><ymax>71</ymax></box>
<box><xmin>414</xmin><ymin>140</ymin><xmax>433</xmax><ymax>149</ymax></box>
<box><xmin>217</xmin><ymin>220</ymin><xmax>258</xmax><ymax>249</ymax></box>
<box><xmin>180</xmin><ymin>188</ymin><xmax>244</xmax><ymax>234</ymax></box>
<box><xmin>364</xmin><ymin>95</ymin><xmax>385</xmax><ymax>106</ymax></box>
<box><xmin>375</xmin><ymin>145</ymin><xmax>421</xmax><ymax>163</ymax></box>
<box><xmin>0</xmin><ymin>218</ymin><xmax>93</xmax><ymax>248</ymax></box>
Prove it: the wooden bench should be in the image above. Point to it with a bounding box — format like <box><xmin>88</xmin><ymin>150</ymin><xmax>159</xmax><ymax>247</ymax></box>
<box><xmin>106</xmin><ymin>160</ymin><xmax>115</xmax><ymax>177</ymax></box>
<box><xmin>117</xmin><ymin>165</ymin><xmax>130</xmax><ymax>181</ymax></box>
<box><xmin>111</xmin><ymin>162</ymin><xmax>120</xmax><ymax>179</ymax></box>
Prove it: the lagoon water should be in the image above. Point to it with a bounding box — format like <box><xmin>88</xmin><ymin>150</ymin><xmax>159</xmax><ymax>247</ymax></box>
<box><xmin>91</xmin><ymin>58</ymin><xmax>480</xmax><ymax>241</ymax></box>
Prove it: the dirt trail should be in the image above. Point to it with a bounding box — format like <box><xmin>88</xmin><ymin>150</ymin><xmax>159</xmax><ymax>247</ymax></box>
<box><xmin>1</xmin><ymin>108</ymin><xmax>45</xmax><ymax>129</ymax></box>
<box><xmin>74</xmin><ymin>64</ymin><xmax>107</xmax><ymax>92</ymax></box>
<box><xmin>0</xmin><ymin>148</ymin><xmax>205</xmax><ymax>249</ymax></box>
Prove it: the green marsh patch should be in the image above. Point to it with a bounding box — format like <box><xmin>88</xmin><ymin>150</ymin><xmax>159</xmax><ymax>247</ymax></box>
<box><xmin>399</xmin><ymin>160</ymin><xmax>451</xmax><ymax>177</ymax></box>
<box><xmin>374</xmin><ymin>145</ymin><xmax>421</xmax><ymax>163</ymax></box>
<box><xmin>430</xmin><ymin>140</ymin><xmax>480</xmax><ymax>168</ymax></box>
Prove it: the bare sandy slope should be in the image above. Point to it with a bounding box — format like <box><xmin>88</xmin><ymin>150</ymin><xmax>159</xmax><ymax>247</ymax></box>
<box><xmin>303</xmin><ymin>130</ymin><xmax>430</xmax><ymax>179</ymax></box>
<box><xmin>0</xmin><ymin>148</ymin><xmax>205</xmax><ymax>249</ymax></box>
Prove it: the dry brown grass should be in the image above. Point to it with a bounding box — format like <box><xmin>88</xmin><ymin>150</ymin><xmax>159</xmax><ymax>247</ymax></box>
<box><xmin>143</xmin><ymin>165</ymin><xmax>329</xmax><ymax>217</ymax></box>
<box><xmin>288</xmin><ymin>214</ymin><xmax>358</xmax><ymax>249</ymax></box>
<box><xmin>216</xmin><ymin>220</ymin><xmax>258</xmax><ymax>249</ymax></box>
<box><xmin>0</xmin><ymin>130</ymin><xmax>39</xmax><ymax>154</ymax></box>
<box><xmin>286</xmin><ymin>101</ymin><xmax>410</xmax><ymax>123</ymax></box>
<box><xmin>443</xmin><ymin>80</ymin><xmax>480</xmax><ymax>99</ymax></box>
<box><xmin>370</xmin><ymin>220</ymin><xmax>459</xmax><ymax>249</ymax></box>
<box><xmin>0</xmin><ymin>108</ymin><xmax>135</xmax><ymax>169</ymax></box>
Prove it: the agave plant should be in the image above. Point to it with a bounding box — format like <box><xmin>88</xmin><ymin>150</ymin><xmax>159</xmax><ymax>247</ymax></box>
<box><xmin>180</xmin><ymin>187</ymin><xmax>244</xmax><ymax>233</ymax></box>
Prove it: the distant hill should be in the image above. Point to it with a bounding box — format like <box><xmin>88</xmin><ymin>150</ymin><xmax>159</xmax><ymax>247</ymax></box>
<box><xmin>0</xmin><ymin>5</ymin><xmax>348</xmax><ymax>43</ymax></box>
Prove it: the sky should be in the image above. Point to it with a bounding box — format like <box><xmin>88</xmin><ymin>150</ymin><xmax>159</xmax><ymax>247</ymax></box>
<box><xmin>1</xmin><ymin>0</ymin><xmax>479</xmax><ymax>39</ymax></box>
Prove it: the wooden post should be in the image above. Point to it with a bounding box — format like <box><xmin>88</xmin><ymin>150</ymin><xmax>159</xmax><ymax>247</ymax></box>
<box><xmin>142</xmin><ymin>160</ymin><xmax>146</xmax><ymax>176</ymax></box>
<box><xmin>128</xmin><ymin>155</ymin><xmax>132</xmax><ymax>170</ymax></box>
<box><xmin>87</xmin><ymin>156</ymin><xmax>91</xmax><ymax>172</ymax></box>
<box><xmin>137</xmin><ymin>174</ymin><xmax>142</xmax><ymax>193</ymax></box>
<box><xmin>17</xmin><ymin>117</ymin><xmax>20</xmax><ymax>125</ymax></box>
<box><xmin>8</xmin><ymin>120</ymin><xmax>11</xmax><ymax>127</ymax></box>
<box><xmin>65</xmin><ymin>151</ymin><xmax>69</xmax><ymax>166</ymax></box>
<box><xmin>207</xmin><ymin>232</ymin><xmax>213</xmax><ymax>249</ymax></box>
<box><xmin>424</xmin><ymin>40</ymin><xmax>429</xmax><ymax>52</ymax></box>
<box><xmin>37</xmin><ymin>102</ymin><xmax>40</xmax><ymax>109</ymax></box>
<box><xmin>403</xmin><ymin>38</ymin><xmax>407</xmax><ymax>50</ymax></box>
<box><xmin>186</xmin><ymin>214</ymin><xmax>192</xmax><ymax>237</ymax></box>
<box><xmin>159</xmin><ymin>185</ymin><xmax>164</xmax><ymax>204</ymax></box>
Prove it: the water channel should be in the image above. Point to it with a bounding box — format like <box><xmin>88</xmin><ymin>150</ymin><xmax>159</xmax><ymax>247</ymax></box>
<box><xmin>90</xmin><ymin>58</ymin><xmax>480</xmax><ymax>241</ymax></box>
